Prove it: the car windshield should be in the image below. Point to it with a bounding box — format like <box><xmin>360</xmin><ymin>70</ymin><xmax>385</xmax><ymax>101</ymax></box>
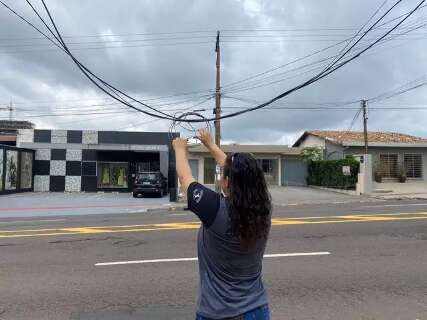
<box><xmin>137</xmin><ymin>173</ymin><xmax>158</xmax><ymax>181</ymax></box>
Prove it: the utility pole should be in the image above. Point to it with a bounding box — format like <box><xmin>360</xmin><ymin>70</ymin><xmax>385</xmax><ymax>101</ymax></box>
<box><xmin>362</xmin><ymin>99</ymin><xmax>368</xmax><ymax>154</ymax></box>
<box><xmin>9</xmin><ymin>101</ymin><xmax>13</xmax><ymax>121</ymax></box>
<box><xmin>214</xmin><ymin>30</ymin><xmax>221</xmax><ymax>147</ymax></box>
<box><xmin>214</xmin><ymin>31</ymin><xmax>221</xmax><ymax>191</ymax></box>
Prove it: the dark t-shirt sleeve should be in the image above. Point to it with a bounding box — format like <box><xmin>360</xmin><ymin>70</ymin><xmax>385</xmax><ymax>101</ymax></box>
<box><xmin>187</xmin><ymin>182</ymin><xmax>220</xmax><ymax>228</ymax></box>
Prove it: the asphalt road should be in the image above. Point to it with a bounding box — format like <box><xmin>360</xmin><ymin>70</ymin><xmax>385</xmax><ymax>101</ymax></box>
<box><xmin>1</xmin><ymin>200</ymin><xmax>427</xmax><ymax>319</ymax></box>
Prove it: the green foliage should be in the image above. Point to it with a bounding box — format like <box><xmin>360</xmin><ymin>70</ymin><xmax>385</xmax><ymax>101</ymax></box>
<box><xmin>300</xmin><ymin>146</ymin><xmax>322</xmax><ymax>162</ymax></box>
<box><xmin>397</xmin><ymin>164</ymin><xmax>406</xmax><ymax>183</ymax></box>
<box><xmin>307</xmin><ymin>158</ymin><xmax>360</xmax><ymax>190</ymax></box>
<box><xmin>373</xmin><ymin>161</ymin><xmax>386</xmax><ymax>183</ymax></box>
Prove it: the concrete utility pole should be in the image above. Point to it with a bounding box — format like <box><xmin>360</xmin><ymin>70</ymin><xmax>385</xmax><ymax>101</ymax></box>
<box><xmin>362</xmin><ymin>99</ymin><xmax>368</xmax><ymax>154</ymax></box>
<box><xmin>9</xmin><ymin>101</ymin><xmax>13</xmax><ymax>121</ymax></box>
<box><xmin>214</xmin><ymin>30</ymin><xmax>221</xmax><ymax>147</ymax></box>
<box><xmin>214</xmin><ymin>31</ymin><xmax>222</xmax><ymax>191</ymax></box>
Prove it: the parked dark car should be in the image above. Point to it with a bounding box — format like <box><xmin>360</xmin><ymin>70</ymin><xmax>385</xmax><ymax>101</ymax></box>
<box><xmin>133</xmin><ymin>172</ymin><xmax>168</xmax><ymax>197</ymax></box>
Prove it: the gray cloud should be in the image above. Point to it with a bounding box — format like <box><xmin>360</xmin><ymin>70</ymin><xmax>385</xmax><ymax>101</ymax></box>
<box><xmin>0</xmin><ymin>0</ymin><xmax>426</xmax><ymax>144</ymax></box>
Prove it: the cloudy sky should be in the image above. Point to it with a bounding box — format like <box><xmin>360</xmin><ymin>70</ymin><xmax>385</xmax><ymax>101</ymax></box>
<box><xmin>0</xmin><ymin>0</ymin><xmax>426</xmax><ymax>145</ymax></box>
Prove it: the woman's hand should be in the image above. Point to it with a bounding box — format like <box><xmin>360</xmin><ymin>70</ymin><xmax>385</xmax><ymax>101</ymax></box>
<box><xmin>172</xmin><ymin>137</ymin><xmax>188</xmax><ymax>152</ymax></box>
<box><xmin>197</xmin><ymin>128</ymin><xmax>214</xmax><ymax>147</ymax></box>
<box><xmin>197</xmin><ymin>128</ymin><xmax>226</xmax><ymax>166</ymax></box>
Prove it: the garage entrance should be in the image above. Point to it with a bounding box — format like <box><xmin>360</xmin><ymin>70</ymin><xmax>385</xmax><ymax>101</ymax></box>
<box><xmin>281</xmin><ymin>159</ymin><xmax>307</xmax><ymax>186</ymax></box>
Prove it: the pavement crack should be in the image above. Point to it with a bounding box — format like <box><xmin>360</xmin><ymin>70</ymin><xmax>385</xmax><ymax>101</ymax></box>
<box><xmin>303</xmin><ymin>235</ymin><xmax>328</xmax><ymax>239</ymax></box>
<box><xmin>49</xmin><ymin>236</ymin><xmax>121</xmax><ymax>244</ymax></box>
<box><xmin>0</xmin><ymin>243</ymin><xmax>20</xmax><ymax>247</ymax></box>
<box><xmin>99</xmin><ymin>303</ymin><xmax>135</xmax><ymax>311</ymax></box>
<box><xmin>388</xmin><ymin>232</ymin><xmax>427</xmax><ymax>240</ymax></box>
<box><xmin>112</xmin><ymin>239</ymin><xmax>146</xmax><ymax>247</ymax></box>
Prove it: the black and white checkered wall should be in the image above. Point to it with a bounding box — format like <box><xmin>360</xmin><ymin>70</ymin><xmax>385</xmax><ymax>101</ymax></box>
<box><xmin>17</xmin><ymin>128</ymin><xmax>174</xmax><ymax>193</ymax></box>
<box><xmin>18</xmin><ymin>129</ymin><xmax>98</xmax><ymax>192</ymax></box>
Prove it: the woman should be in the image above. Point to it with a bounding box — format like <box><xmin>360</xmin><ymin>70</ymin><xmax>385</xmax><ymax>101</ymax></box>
<box><xmin>173</xmin><ymin>129</ymin><xmax>272</xmax><ymax>320</ymax></box>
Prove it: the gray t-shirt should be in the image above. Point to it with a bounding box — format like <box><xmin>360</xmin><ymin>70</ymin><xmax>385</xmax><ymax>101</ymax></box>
<box><xmin>188</xmin><ymin>182</ymin><xmax>270</xmax><ymax>319</ymax></box>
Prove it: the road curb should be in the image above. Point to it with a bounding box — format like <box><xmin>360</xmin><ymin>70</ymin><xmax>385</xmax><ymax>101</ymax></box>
<box><xmin>307</xmin><ymin>185</ymin><xmax>360</xmax><ymax>196</ymax></box>
<box><xmin>145</xmin><ymin>203</ymin><xmax>187</xmax><ymax>213</ymax></box>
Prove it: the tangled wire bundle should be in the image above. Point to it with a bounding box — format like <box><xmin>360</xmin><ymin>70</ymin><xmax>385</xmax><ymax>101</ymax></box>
<box><xmin>169</xmin><ymin>112</ymin><xmax>212</xmax><ymax>142</ymax></box>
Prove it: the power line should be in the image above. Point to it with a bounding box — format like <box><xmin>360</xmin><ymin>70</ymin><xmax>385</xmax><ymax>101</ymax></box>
<box><xmin>220</xmin><ymin>8</ymin><xmax>427</xmax><ymax>92</ymax></box>
<box><xmin>2</xmin><ymin>88</ymin><xmax>214</xmax><ymax>106</ymax></box>
<box><xmin>22</xmin><ymin>0</ymin><xmax>179</xmax><ymax>121</ymax></box>
<box><xmin>221</xmin><ymin>96</ymin><xmax>427</xmax><ymax>110</ymax></box>
<box><xmin>222</xmin><ymin>21</ymin><xmax>427</xmax><ymax>95</ymax></box>
<box><xmin>368</xmin><ymin>75</ymin><xmax>427</xmax><ymax>102</ymax></box>
<box><xmin>2</xmin><ymin>0</ymin><xmax>423</xmax><ymax>124</ymax></box>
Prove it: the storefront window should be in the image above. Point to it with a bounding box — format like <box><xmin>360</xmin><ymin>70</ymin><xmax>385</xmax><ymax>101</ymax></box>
<box><xmin>20</xmin><ymin>152</ymin><xmax>33</xmax><ymax>189</ymax></box>
<box><xmin>0</xmin><ymin>149</ymin><xmax>3</xmax><ymax>191</ymax></box>
<box><xmin>97</xmin><ymin>162</ymin><xmax>128</xmax><ymax>188</ymax></box>
<box><xmin>5</xmin><ymin>150</ymin><xmax>18</xmax><ymax>190</ymax></box>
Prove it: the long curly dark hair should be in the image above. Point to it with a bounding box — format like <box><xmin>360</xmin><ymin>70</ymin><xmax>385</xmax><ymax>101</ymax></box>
<box><xmin>223</xmin><ymin>153</ymin><xmax>272</xmax><ymax>249</ymax></box>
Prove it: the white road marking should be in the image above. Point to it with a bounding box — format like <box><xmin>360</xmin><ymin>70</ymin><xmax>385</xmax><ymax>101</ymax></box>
<box><xmin>264</xmin><ymin>252</ymin><xmax>330</xmax><ymax>258</ymax></box>
<box><xmin>169</xmin><ymin>213</ymin><xmax>189</xmax><ymax>216</ymax></box>
<box><xmin>363</xmin><ymin>203</ymin><xmax>427</xmax><ymax>208</ymax></box>
<box><xmin>95</xmin><ymin>252</ymin><xmax>331</xmax><ymax>266</ymax></box>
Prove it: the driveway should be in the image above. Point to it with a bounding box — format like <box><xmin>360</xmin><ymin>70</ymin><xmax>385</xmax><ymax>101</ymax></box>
<box><xmin>0</xmin><ymin>192</ymin><xmax>170</xmax><ymax>218</ymax></box>
<box><xmin>269</xmin><ymin>186</ymin><xmax>369</xmax><ymax>207</ymax></box>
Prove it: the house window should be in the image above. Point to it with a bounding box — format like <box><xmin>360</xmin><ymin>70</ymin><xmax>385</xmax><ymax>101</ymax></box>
<box><xmin>257</xmin><ymin>159</ymin><xmax>273</xmax><ymax>175</ymax></box>
<box><xmin>379</xmin><ymin>154</ymin><xmax>398</xmax><ymax>178</ymax></box>
<box><xmin>256</xmin><ymin>158</ymin><xmax>278</xmax><ymax>185</ymax></box>
<box><xmin>404</xmin><ymin>154</ymin><xmax>422</xmax><ymax>178</ymax></box>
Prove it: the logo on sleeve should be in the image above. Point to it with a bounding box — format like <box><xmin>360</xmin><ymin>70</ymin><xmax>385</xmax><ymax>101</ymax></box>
<box><xmin>193</xmin><ymin>188</ymin><xmax>204</xmax><ymax>203</ymax></box>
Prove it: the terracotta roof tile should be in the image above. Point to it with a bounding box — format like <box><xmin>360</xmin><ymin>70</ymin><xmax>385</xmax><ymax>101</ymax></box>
<box><xmin>188</xmin><ymin>144</ymin><xmax>300</xmax><ymax>155</ymax></box>
<box><xmin>0</xmin><ymin>134</ymin><xmax>17</xmax><ymax>142</ymax></box>
<box><xmin>308</xmin><ymin>130</ymin><xmax>427</xmax><ymax>144</ymax></box>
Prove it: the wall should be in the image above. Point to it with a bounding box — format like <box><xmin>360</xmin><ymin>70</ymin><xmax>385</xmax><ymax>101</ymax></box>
<box><xmin>299</xmin><ymin>135</ymin><xmax>326</xmax><ymax>149</ymax></box>
<box><xmin>17</xmin><ymin>129</ymin><xmax>176</xmax><ymax>192</ymax></box>
<box><xmin>187</xmin><ymin>152</ymin><xmax>301</xmax><ymax>186</ymax></box>
<box><xmin>325</xmin><ymin>141</ymin><xmax>345</xmax><ymax>160</ymax></box>
<box><xmin>188</xmin><ymin>156</ymin><xmax>204</xmax><ymax>182</ymax></box>
<box><xmin>345</xmin><ymin>146</ymin><xmax>427</xmax><ymax>181</ymax></box>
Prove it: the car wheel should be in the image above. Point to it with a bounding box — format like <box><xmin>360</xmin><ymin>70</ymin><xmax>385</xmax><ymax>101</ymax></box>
<box><xmin>133</xmin><ymin>192</ymin><xmax>142</xmax><ymax>198</ymax></box>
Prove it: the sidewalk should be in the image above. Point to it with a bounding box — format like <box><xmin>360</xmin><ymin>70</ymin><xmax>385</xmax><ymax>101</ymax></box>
<box><xmin>370</xmin><ymin>181</ymin><xmax>427</xmax><ymax>200</ymax></box>
<box><xmin>167</xmin><ymin>185</ymin><xmax>373</xmax><ymax>211</ymax></box>
<box><xmin>0</xmin><ymin>192</ymin><xmax>171</xmax><ymax>218</ymax></box>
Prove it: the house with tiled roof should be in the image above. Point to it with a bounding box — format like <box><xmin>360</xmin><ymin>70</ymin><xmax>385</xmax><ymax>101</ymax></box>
<box><xmin>0</xmin><ymin>120</ymin><xmax>35</xmax><ymax>146</ymax></box>
<box><xmin>188</xmin><ymin>144</ymin><xmax>304</xmax><ymax>186</ymax></box>
<box><xmin>293</xmin><ymin>130</ymin><xmax>427</xmax><ymax>181</ymax></box>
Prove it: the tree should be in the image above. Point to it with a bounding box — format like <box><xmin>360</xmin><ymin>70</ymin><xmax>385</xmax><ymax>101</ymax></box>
<box><xmin>300</xmin><ymin>146</ymin><xmax>322</xmax><ymax>162</ymax></box>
